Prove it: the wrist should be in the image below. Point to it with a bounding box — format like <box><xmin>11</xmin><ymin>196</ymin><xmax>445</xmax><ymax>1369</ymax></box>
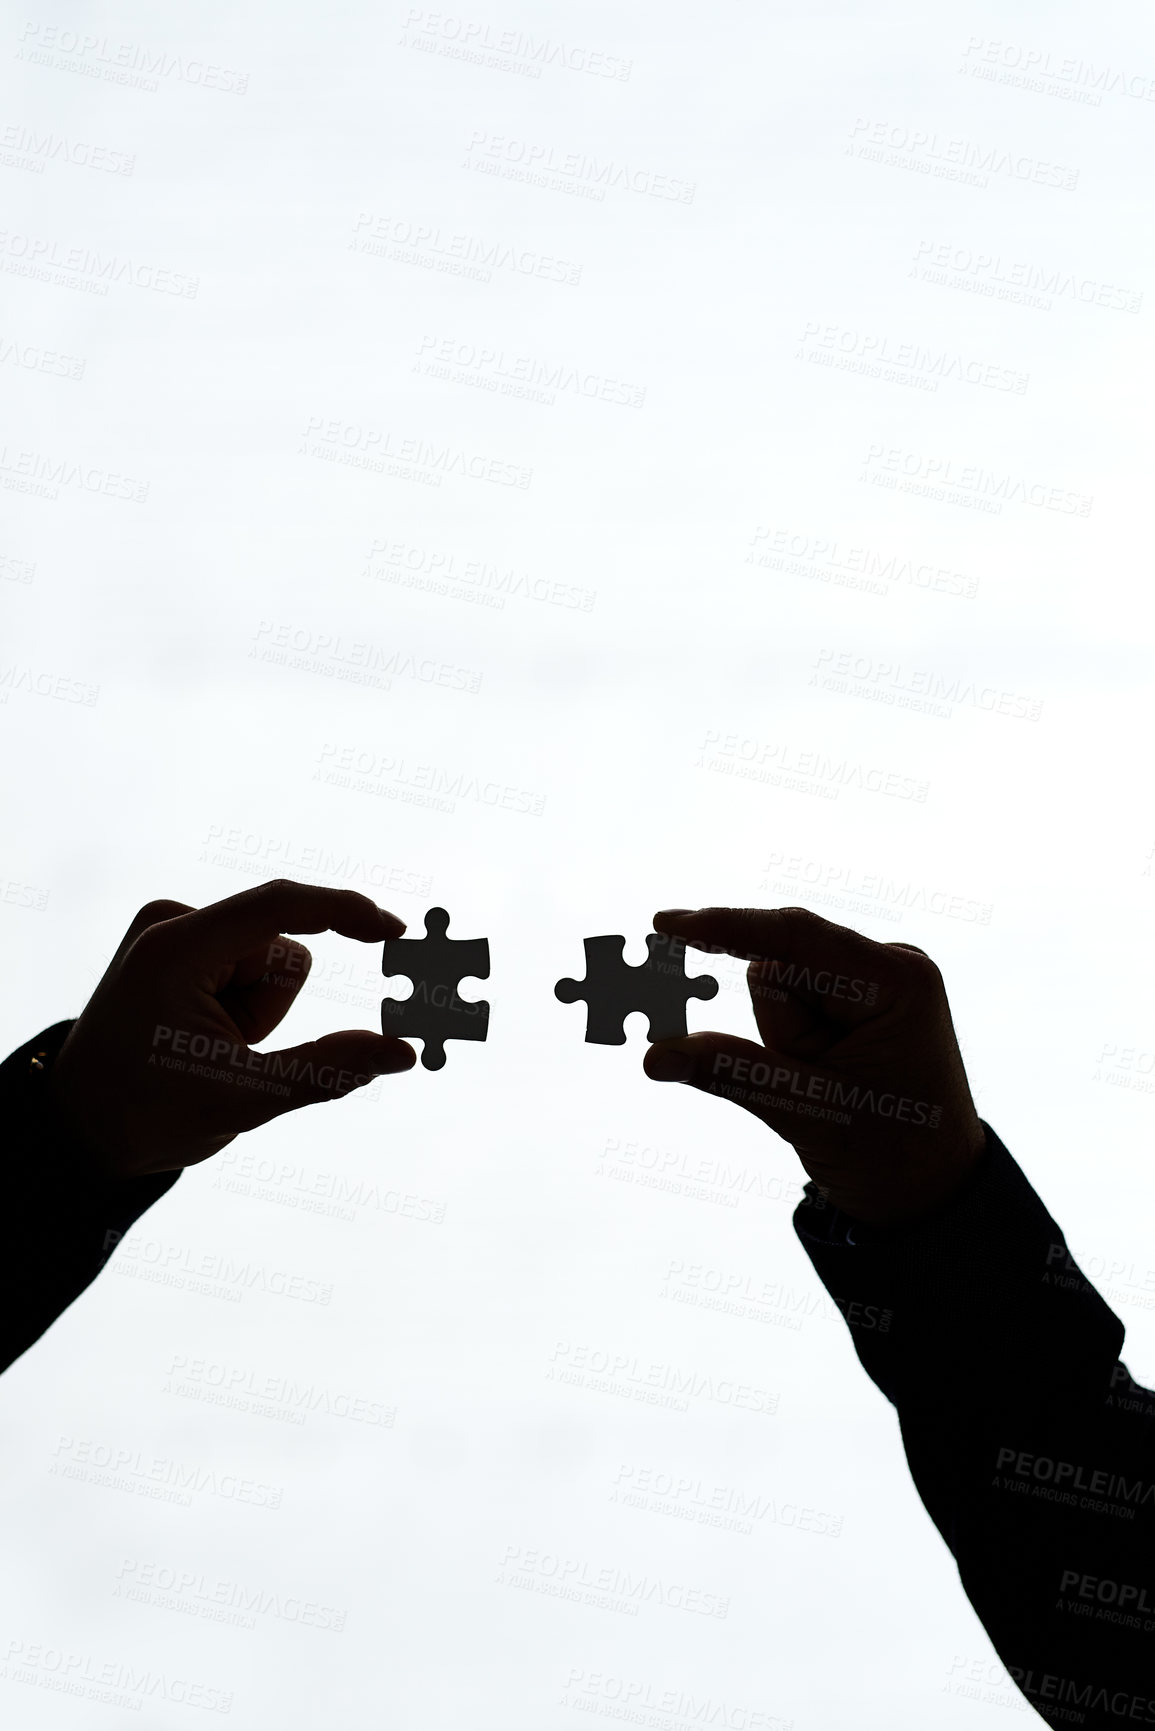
<box><xmin>40</xmin><ymin>1041</ymin><xmax>133</xmax><ymax>1185</ymax></box>
<box><xmin>817</xmin><ymin>1122</ymin><xmax>991</xmax><ymax>1230</ymax></box>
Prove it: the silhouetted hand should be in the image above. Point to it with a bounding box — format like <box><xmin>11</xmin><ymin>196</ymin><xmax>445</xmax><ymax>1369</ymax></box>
<box><xmin>643</xmin><ymin>906</ymin><xmax>987</xmax><ymax>1226</ymax></box>
<box><xmin>48</xmin><ymin>880</ymin><xmax>415</xmax><ymax>1180</ymax></box>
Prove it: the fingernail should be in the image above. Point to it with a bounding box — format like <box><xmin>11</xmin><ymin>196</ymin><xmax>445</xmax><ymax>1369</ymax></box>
<box><xmin>378</xmin><ymin>909</ymin><xmax>407</xmax><ymax>936</ymax></box>
<box><xmin>646</xmin><ymin>1048</ymin><xmax>694</xmax><ymax>1082</ymax></box>
<box><xmin>654</xmin><ymin>908</ymin><xmax>696</xmax><ymax>925</ymax></box>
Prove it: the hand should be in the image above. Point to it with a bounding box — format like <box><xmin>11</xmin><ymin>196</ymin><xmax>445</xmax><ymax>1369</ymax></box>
<box><xmin>643</xmin><ymin>906</ymin><xmax>987</xmax><ymax>1226</ymax></box>
<box><xmin>48</xmin><ymin>880</ymin><xmax>416</xmax><ymax>1180</ymax></box>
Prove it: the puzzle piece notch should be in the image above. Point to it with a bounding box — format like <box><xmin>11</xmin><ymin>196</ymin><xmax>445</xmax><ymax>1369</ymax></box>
<box><xmin>555</xmin><ymin>932</ymin><xmax>719</xmax><ymax>1045</ymax></box>
<box><xmin>381</xmin><ymin>906</ymin><xmax>490</xmax><ymax>1071</ymax></box>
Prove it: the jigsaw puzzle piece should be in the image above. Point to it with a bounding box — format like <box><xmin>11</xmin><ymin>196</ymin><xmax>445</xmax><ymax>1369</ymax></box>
<box><xmin>555</xmin><ymin>936</ymin><xmax>631</xmax><ymax>1044</ymax></box>
<box><xmin>555</xmin><ymin>932</ymin><xmax>718</xmax><ymax>1045</ymax></box>
<box><xmin>381</xmin><ymin>906</ymin><xmax>490</xmax><ymax>1070</ymax></box>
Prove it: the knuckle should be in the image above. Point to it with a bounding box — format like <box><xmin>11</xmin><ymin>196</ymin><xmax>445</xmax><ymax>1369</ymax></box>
<box><xmin>133</xmin><ymin>898</ymin><xmax>190</xmax><ymax>929</ymax></box>
<box><xmin>777</xmin><ymin>904</ymin><xmax>821</xmax><ymax>926</ymax></box>
<box><xmin>888</xmin><ymin>942</ymin><xmax>943</xmax><ymax>983</ymax></box>
<box><xmin>727</xmin><ymin>906</ymin><xmax>760</xmax><ymax>922</ymax></box>
<box><xmin>125</xmin><ymin>900</ymin><xmax>191</xmax><ymax>961</ymax></box>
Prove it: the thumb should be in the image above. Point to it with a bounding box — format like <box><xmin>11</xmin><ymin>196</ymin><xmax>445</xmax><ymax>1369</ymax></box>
<box><xmin>644</xmin><ymin>1032</ymin><xmax>836</xmax><ymax>1149</ymax></box>
<box><xmin>236</xmin><ymin>1031</ymin><xmax>415</xmax><ymax>1126</ymax></box>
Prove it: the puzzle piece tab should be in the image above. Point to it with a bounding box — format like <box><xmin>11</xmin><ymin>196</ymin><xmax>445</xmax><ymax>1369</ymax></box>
<box><xmin>555</xmin><ymin>933</ymin><xmax>718</xmax><ymax>1045</ymax></box>
<box><xmin>381</xmin><ymin>907</ymin><xmax>490</xmax><ymax>1070</ymax></box>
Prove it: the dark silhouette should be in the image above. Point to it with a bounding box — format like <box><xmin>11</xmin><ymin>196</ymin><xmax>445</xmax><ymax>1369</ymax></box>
<box><xmin>646</xmin><ymin>905</ymin><xmax>1155</xmax><ymax>1728</ymax></box>
<box><xmin>1</xmin><ymin>880</ymin><xmax>414</xmax><ymax>1371</ymax></box>
<box><xmin>8</xmin><ymin>882</ymin><xmax>1152</xmax><ymax>1723</ymax></box>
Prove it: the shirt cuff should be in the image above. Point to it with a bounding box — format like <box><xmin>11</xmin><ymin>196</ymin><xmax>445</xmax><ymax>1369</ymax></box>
<box><xmin>792</xmin><ymin>1121</ymin><xmax>1125</xmax><ymax>1406</ymax></box>
<box><xmin>3</xmin><ymin>1019</ymin><xmax>181</xmax><ymax>1242</ymax></box>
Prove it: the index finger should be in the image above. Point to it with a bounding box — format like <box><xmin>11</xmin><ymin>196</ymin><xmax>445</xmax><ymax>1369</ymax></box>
<box><xmin>653</xmin><ymin>905</ymin><xmax>898</xmax><ymax>1015</ymax></box>
<box><xmin>162</xmin><ymin>880</ymin><xmax>405</xmax><ymax>967</ymax></box>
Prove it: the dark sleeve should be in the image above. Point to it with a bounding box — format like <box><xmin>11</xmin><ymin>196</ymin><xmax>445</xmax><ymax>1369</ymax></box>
<box><xmin>0</xmin><ymin>1021</ymin><xmax>181</xmax><ymax>1373</ymax></box>
<box><xmin>793</xmin><ymin>1122</ymin><xmax>1155</xmax><ymax>1727</ymax></box>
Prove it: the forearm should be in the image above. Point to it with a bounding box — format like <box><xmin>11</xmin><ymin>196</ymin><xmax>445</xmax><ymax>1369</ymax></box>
<box><xmin>794</xmin><ymin>1124</ymin><xmax>1155</xmax><ymax>1724</ymax></box>
<box><xmin>0</xmin><ymin>1021</ymin><xmax>181</xmax><ymax>1372</ymax></box>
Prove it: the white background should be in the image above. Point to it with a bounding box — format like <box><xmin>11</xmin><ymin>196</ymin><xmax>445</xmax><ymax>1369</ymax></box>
<box><xmin>2</xmin><ymin>2</ymin><xmax>1155</xmax><ymax>1725</ymax></box>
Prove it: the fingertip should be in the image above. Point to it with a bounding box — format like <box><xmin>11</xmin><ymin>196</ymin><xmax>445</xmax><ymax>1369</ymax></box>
<box><xmin>375</xmin><ymin>1040</ymin><xmax>416</xmax><ymax>1074</ymax></box>
<box><xmin>376</xmin><ymin>908</ymin><xmax>407</xmax><ymax>938</ymax></box>
<box><xmin>653</xmin><ymin>908</ymin><xmax>696</xmax><ymax>932</ymax></box>
<box><xmin>643</xmin><ymin>1041</ymin><xmax>695</xmax><ymax>1083</ymax></box>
